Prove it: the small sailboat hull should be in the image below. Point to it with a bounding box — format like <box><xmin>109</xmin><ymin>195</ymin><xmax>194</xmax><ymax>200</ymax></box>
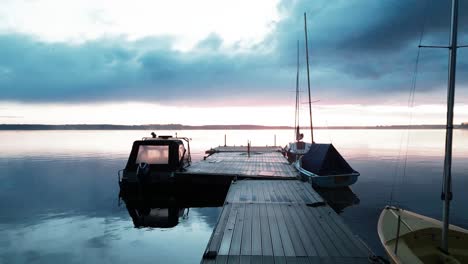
<box><xmin>284</xmin><ymin>141</ymin><xmax>312</xmax><ymax>163</ymax></box>
<box><xmin>378</xmin><ymin>206</ymin><xmax>468</xmax><ymax>264</ymax></box>
<box><xmin>294</xmin><ymin>143</ymin><xmax>360</xmax><ymax>188</ymax></box>
<box><xmin>295</xmin><ymin>161</ymin><xmax>359</xmax><ymax>188</ymax></box>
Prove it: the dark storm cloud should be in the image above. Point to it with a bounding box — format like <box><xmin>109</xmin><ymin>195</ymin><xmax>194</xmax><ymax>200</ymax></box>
<box><xmin>0</xmin><ymin>34</ymin><xmax>141</xmax><ymax>101</ymax></box>
<box><xmin>0</xmin><ymin>33</ymin><xmax>294</xmax><ymax>104</ymax></box>
<box><xmin>0</xmin><ymin>0</ymin><xmax>467</xmax><ymax>105</ymax></box>
<box><xmin>226</xmin><ymin>0</ymin><xmax>466</xmax><ymax>101</ymax></box>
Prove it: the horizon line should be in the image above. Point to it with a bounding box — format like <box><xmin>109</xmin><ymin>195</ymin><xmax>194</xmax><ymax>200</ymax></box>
<box><xmin>0</xmin><ymin>123</ymin><xmax>467</xmax><ymax>130</ymax></box>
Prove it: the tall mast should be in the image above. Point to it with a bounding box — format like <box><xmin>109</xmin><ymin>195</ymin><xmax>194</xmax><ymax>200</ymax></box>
<box><xmin>441</xmin><ymin>0</ymin><xmax>458</xmax><ymax>252</ymax></box>
<box><xmin>295</xmin><ymin>40</ymin><xmax>300</xmax><ymax>141</ymax></box>
<box><xmin>304</xmin><ymin>12</ymin><xmax>314</xmax><ymax>143</ymax></box>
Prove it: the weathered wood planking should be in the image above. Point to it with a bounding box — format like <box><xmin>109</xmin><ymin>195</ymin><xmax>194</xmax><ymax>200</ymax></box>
<box><xmin>225</xmin><ymin>180</ymin><xmax>324</xmax><ymax>205</ymax></box>
<box><xmin>208</xmin><ymin>146</ymin><xmax>283</xmax><ymax>153</ymax></box>
<box><xmin>202</xmin><ymin>180</ymin><xmax>371</xmax><ymax>264</ymax></box>
<box><xmin>185</xmin><ymin>150</ymin><xmax>298</xmax><ymax>178</ymax></box>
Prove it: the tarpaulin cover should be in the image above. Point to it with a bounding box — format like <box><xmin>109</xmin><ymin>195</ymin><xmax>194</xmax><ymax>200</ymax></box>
<box><xmin>301</xmin><ymin>143</ymin><xmax>356</xmax><ymax>176</ymax></box>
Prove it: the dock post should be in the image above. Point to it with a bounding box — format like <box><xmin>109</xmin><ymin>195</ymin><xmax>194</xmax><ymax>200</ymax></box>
<box><xmin>274</xmin><ymin>134</ymin><xmax>277</xmax><ymax>146</ymax></box>
<box><xmin>224</xmin><ymin>134</ymin><xmax>227</xmax><ymax>147</ymax></box>
<box><xmin>247</xmin><ymin>141</ymin><xmax>251</xmax><ymax>157</ymax></box>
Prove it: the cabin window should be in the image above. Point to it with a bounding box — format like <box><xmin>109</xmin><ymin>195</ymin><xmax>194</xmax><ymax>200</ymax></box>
<box><xmin>136</xmin><ymin>145</ymin><xmax>169</xmax><ymax>164</ymax></box>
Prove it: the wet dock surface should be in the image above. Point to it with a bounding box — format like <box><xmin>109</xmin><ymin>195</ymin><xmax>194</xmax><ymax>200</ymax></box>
<box><xmin>183</xmin><ymin>147</ymin><xmax>297</xmax><ymax>179</ymax></box>
<box><xmin>202</xmin><ymin>180</ymin><xmax>371</xmax><ymax>263</ymax></box>
<box><xmin>194</xmin><ymin>147</ymin><xmax>372</xmax><ymax>263</ymax></box>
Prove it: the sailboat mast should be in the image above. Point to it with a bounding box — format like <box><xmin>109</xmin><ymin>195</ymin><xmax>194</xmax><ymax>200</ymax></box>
<box><xmin>295</xmin><ymin>40</ymin><xmax>300</xmax><ymax>141</ymax></box>
<box><xmin>441</xmin><ymin>0</ymin><xmax>458</xmax><ymax>252</ymax></box>
<box><xmin>304</xmin><ymin>12</ymin><xmax>314</xmax><ymax>143</ymax></box>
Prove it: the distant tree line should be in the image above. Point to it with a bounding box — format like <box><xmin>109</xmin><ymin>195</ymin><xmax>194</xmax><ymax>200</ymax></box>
<box><xmin>1</xmin><ymin>124</ymin><xmax>468</xmax><ymax>130</ymax></box>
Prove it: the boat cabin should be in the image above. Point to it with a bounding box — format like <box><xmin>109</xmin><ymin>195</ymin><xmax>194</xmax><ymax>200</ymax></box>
<box><xmin>124</xmin><ymin>135</ymin><xmax>191</xmax><ymax>173</ymax></box>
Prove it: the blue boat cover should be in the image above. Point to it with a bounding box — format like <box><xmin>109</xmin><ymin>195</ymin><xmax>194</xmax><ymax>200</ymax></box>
<box><xmin>301</xmin><ymin>144</ymin><xmax>356</xmax><ymax>176</ymax></box>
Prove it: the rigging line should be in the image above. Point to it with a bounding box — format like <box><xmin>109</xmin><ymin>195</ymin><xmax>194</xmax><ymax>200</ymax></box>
<box><xmin>403</xmin><ymin>0</ymin><xmax>430</xmax><ymax>195</ymax></box>
<box><xmin>389</xmin><ymin>0</ymin><xmax>429</xmax><ymax>205</ymax></box>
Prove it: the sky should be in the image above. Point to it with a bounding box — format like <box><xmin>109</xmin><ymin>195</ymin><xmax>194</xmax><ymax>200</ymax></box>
<box><xmin>0</xmin><ymin>0</ymin><xmax>468</xmax><ymax>126</ymax></box>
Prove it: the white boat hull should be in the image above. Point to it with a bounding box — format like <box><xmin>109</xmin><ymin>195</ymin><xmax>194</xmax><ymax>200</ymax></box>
<box><xmin>378</xmin><ymin>206</ymin><xmax>468</xmax><ymax>264</ymax></box>
<box><xmin>294</xmin><ymin>160</ymin><xmax>359</xmax><ymax>188</ymax></box>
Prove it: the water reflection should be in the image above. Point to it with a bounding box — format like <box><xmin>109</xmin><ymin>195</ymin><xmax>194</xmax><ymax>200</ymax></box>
<box><xmin>120</xmin><ymin>185</ymin><xmax>228</xmax><ymax>229</ymax></box>
<box><xmin>315</xmin><ymin>187</ymin><xmax>360</xmax><ymax>214</ymax></box>
<box><xmin>0</xmin><ymin>154</ymin><xmax>224</xmax><ymax>264</ymax></box>
<box><xmin>1</xmin><ymin>129</ymin><xmax>468</xmax><ymax>262</ymax></box>
<box><xmin>126</xmin><ymin>207</ymin><xmax>188</xmax><ymax>228</ymax></box>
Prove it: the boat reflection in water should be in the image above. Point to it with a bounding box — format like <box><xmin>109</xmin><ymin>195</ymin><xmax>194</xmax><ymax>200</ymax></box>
<box><xmin>120</xmin><ymin>184</ymin><xmax>228</xmax><ymax>228</ymax></box>
<box><xmin>126</xmin><ymin>206</ymin><xmax>187</xmax><ymax>228</ymax></box>
<box><xmin>315</xmin><ymin>187</ymin><xmax>360</xmax><ymax>214</ymax></box>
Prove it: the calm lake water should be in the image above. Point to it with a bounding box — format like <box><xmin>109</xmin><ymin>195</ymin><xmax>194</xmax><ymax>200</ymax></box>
<box><xmin>1</xmin><ymin>129</ymin><xmax>467</xmax><ymax>263</ymax></box>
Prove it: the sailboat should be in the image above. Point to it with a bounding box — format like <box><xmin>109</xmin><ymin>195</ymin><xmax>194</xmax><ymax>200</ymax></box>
<box><xmin>288</xmin><ymin>13</ymin><xmax>360</xmax><ymax>188</ymax></box>
<box><xmin>378</xmin><ymin>1</ymin><xmax>468</xmax><ymax>262</ymax></box>
<box><xmin>284</xmin><ymin>40</ymin><xmax>313</xmax><ymax>163</ymax></box>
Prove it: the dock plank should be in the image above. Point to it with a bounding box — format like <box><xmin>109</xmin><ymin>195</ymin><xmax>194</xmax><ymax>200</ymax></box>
<box><xmin>299</xmin><ymin>205</ymin><xmax>341</xmax><ymax>256</ymax></box>
<box><xmin>307</xmin><ymin>205</ymin><xmax>353</xmax><ymax>257</ymax></box>
<box><xmin>229</xmin><ymin>204</ymin><xmax>246</xmax><ymax>256</ymax></box>
<box><xmin>273</xmin><ymin>204</ymin><xmax>297</xmax><ymax>257</ymax></box>
<box><xmin>281</xmin><ymin>183</ymin><xmax>324</xmax><ymax>257</ymax></box>
<box><xmin>240</xmin><ymin>203</ymin><xmax>253</xmax><ymax>256</ymax></box>
<box><xmin>218</xmin><ymin>204</ymin><xmax>239</xmax><ymax>256</ymax></box>
<box><xmin>259</xmin><ymin>203</ymin><xmax>273</xmax><ymax>256</ymax></box>
<box><xmin>206</xmin><ymin>203</ymin><xmax>233</xmax><ymax>257</ymax></box>
<box><xmin>317</xmin><ymin>206</ymin><xmax>370</xmax><ymax>256</ymax></box>
<box><xmin>316</xmin><ymin>206</ymin><xmax>370</xmax><ymax>257</ymax></box>
<box><xmin>215</xmin><ymin>255</ymin><xmax>228</xmax><ymax>264</ymax></box>
<box><xmin>282</xmin><ymin>204</ymin><xmax>316</xmax><ymax>257</ymax></box>
<box><xmin>251</xmin><ymin>204</ymin><xmax>262</xmax><ymax>256</ymax></box>
<box><xmin>266</xmin><ymin>203</ymin><xmax>285</xmax><ymax>257</ymax></box>
<box><xmin>281</xmin><ymin>205</ymin><xmax>307</xmax><ymax>257</ymax></box>
<box><xmin>227</xmin><ymin>256</ymin><xmax>240</xmax><ymax>264</ymax></box>
<box><xmin>293</xmin><ymin>205</ymin><xmax>330</xmax><ymax>257</ymax></box>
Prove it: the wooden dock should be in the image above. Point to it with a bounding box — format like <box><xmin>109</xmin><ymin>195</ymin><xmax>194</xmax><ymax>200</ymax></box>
<box><xmin>185</xmin><ymin>147</ymin><xmax>297</xmax><ymax>179</ymax></box>
<box><xmin>184</xmin><ymin>147</ymin><xmax>373</xmax><ymax>263</ymax></box>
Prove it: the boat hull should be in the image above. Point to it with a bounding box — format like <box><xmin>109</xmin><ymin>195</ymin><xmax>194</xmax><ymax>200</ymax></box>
<box><xmin>294</xmin><ymin>161</ymin><xmax>359</xmax><ymax>188</ymax></box>
<box><xmin>284</xmin><ymin>142</ymin><xmax>312</xmax><ymax>163</ymax></box>
<box><xmin>378</xmin><ymin>206</ymin><xmax>468</xmax><ymax>264</ymax></box>
<box><xmin>119</xmin><ymin>170</ymin><xmax>233</xmax><ymax>195</ymax></box>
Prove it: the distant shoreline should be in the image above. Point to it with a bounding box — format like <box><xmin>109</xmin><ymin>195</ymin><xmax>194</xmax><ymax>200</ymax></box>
<box><xmin>0</xmin><ymin>124</ymin><xmax>467</xmax><ymax>130</ymax></box>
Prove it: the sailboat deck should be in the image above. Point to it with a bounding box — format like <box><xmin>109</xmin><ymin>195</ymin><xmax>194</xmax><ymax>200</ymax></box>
<box><xmin>202</xmin><ymin>180</ymin><xmax>372</xmax><ymax>263</ymax></box>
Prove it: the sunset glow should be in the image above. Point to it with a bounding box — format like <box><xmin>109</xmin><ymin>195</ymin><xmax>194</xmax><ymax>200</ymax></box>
<box><xmin>0</xmin><ymin>0</ymin><xmax>467</xmax><ymax>126</ymax></box>
<box><xmin>2</xmin><ymin>102</ymin><xmax>468</xmax><ymax>126</ymax></box>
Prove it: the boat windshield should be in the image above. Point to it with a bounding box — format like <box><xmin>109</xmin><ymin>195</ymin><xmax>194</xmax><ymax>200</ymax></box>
<box><xmin>179</xmin><ymin>144</ymin><xmax>185</xmax><ymax>161</ymax></box>
<box><xmin>136</xmin><ymin>145</ymin><xmax>169</xmax><ymax>164</ymax></box>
